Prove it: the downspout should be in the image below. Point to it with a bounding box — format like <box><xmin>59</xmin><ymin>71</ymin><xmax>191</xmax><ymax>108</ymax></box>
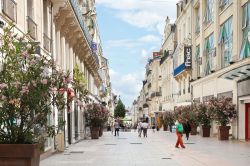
<box><xmin>49</xmin><ymin>1</ymin><xmax>57</xmax><ymax>151</ymax></box>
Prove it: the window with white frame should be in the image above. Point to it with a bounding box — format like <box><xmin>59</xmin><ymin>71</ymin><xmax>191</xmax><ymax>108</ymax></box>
<box><xmin>204</xmin><ymin>33</ymin><xmax>215</xmax><ymax>76</ymax></box>
<box><xmin>219</xmin><ymin>17</ymin><xmax>233</xmax><ymax>67</ymax></box>
<box><xmin>195</xmin><ymin>7</ymin><xmax>200</xmax><ymax>34</ymax></box>
<box><xmin>195</xmin><ymin>45</ymin><xmax>200</xmax><ymax>76</ymax></box>
<box><xmin>204</xmin><ymin>0</ymin><xmax>214</xmax><ymax>24</ymax></box>
<box><xmin>219</xmin><ymin>0</ymin><xmax>232</xmax><ymax>11</ymax></box>
<box><xmin>240</xmin><ymin>2</ymin><xmax>250</xmax><ymax>59</ymax></box>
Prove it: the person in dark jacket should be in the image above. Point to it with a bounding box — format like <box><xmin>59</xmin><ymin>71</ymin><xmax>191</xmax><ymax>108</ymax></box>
<box><xmin>184</xmin><ymin>120</ymin><xmax>191</xmax><ymax>140</ymax></box>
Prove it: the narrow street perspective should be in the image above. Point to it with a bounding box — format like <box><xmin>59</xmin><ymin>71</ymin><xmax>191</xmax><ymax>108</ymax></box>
<box><xmin>40</xmin><ymin>131</ymin><xmax>250</xmax><ymax>166</ymax></box>
<box><xmin>0</xmin><ymin>0</ymin><xmax>250</xmax><ymax>166</ymax></box>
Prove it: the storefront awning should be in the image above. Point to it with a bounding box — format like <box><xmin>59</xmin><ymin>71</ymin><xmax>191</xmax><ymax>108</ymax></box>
<box><xmin>219</xmin><ymin>64</ymin><xmax>250</xmax><ymax>81</ymax></box>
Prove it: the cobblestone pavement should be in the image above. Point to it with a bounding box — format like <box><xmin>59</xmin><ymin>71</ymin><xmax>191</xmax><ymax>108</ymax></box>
<box><xmin>40</xmin><ymin>130</ymin><xmax>250</xmax><ymax>166</ymax></box>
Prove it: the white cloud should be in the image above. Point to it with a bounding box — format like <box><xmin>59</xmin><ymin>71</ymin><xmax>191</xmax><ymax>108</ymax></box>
<box><xmin>96</xmin><ymin>0</ymin><xmax>178</xmax><ymax>33</ymax></box>
<box><xmin>138</xmin><ymin>35</ymin><xmax>161</xmax><ymax>43</ymax></box>
<box><xmin>118</xmin><ymin>11</ymin><xmax>162</xmax><ymax>30</ymax></box>
<box><xmin>106</xmin><ymin>34</ymin><xmax>161</xmax><ymax>49</ymax></box>
<box><xmin>109</xmin><ymin>68</ymin><xmax>144</xmax><ymax>106</ymax></box>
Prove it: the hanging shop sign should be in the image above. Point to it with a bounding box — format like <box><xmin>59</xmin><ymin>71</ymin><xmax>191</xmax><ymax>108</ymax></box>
<box><xmin>184</xmin><ymin>46</ymin><xmax>192</xmax><ymax>69</ymax></box>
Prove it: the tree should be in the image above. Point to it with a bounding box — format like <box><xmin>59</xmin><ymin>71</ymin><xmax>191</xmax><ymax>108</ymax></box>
<box><xmin>114</xmin><ymin>99</ymin><xmax>126</xmax><ymax>118</ymax></box>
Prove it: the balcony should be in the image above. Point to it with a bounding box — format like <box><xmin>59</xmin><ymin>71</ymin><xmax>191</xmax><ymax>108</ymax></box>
<box><xmin>43</xmin><ymin>33</ymin><xmax>51</xmax><ymax>52</ymax></box>
<box><xmin>156</xmin><ymin>91</ymin><xmax>162</xmax><ymax>96</ymax></box>
<box><xmin>2</xmin><ymin>0</ymin><xmax>17</xmax><ymax>22</ymax></box>
<box><xmin>150</xmin><ymin>91</ymin><xmax>162</xmax><ymax>98</ymax></box>
<box><xmin>173</xmin><ymin>63</ymin><xmax>186</xmax><ymax>77</ymax></box>
<box><xmin>27</xmin><ymin>16</ymin><xmax>37</xmax><ymax>40</ymax></box>
<box><xmin>70</xmin><ymin>0</ymin><xmax>92</xmax><ymax>46</ymax></box>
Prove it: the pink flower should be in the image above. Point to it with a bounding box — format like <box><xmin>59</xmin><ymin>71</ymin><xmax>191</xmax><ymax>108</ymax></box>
<box><xmin>31</xmin><ymin>80</ymin><xmax>37</xmax><ymax>87</ymax></box>
<box><xmin>22</xmin><ymin>51</ymin><xmax>29</xmax><ymax>58</ymax></box>
<box><xmin>21</xmin><ymin>86</ymin><xmax>29</xmax><ymax>95</ymax></box>
<box><xmin>41</xmin><ymin>79</ymin><xmax>48</xmax><ymax>85</ymax></box>
<box><xmin>1</xmin><ymin>95</ymin><xmax>6</xmax><ymax>100</ymax></box>
<box><xmin>0</xmin><ymin>83</ymin><xmax>8</xmax><ymax>89</ymax></box>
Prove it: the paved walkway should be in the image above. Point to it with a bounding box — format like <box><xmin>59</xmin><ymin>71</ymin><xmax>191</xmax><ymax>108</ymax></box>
<box><xmin>40</xmin><ymin>130</ymin><xmax>250</xmax><ymax>166</ymax></box>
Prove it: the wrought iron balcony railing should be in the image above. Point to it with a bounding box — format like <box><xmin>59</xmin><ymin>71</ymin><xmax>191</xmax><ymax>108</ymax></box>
<box><xmin>43</xmin><ymin>33</ymin><xmax>51</xmax><ymax>52</ymax></box>
<box><xmin>70</xmin><ymin>0</ymin><xmax>99</xmax><ymax>66</ymax></box>
<box><xmin>27</xmin><ymin>16</ymin><xmax>37</xmax><ymax>40</ymax></box>
<box><xmin>70</xmin><ymin>0</ymin><xmax>92</xmax><ymax>46</ymax></box>
<box><xmin>2</xmin><ymin>0</ymin><xmax>17</xmax><ymax>22</ymax></box>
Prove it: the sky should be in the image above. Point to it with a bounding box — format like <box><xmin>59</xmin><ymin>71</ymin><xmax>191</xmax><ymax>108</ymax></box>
<box><xmin>96</xmin><ymin>0</ymin><xmax>178</xmax><ymax>107</ymax></box>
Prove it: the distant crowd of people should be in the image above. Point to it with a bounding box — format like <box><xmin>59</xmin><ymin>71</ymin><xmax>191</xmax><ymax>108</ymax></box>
<box><xmin>107</xmin><ymin>117</ymin><xmax>192</xmax><ymax>149</ymax></box>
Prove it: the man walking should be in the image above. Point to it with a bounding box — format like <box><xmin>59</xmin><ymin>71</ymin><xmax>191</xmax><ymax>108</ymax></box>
<box><xmin>141</xmin><ymin>119</ymin><xmax>149</xmax><ymax>138</ymax></box>
<box><xmin>175</xmin><ymin>117</ymin><xmax>185</xmax><ymax>148</ymax></box>
<box><xmin>114</xmin><ymin>119</ymin><xmax>120</xmax><ymax>136</ymax></box>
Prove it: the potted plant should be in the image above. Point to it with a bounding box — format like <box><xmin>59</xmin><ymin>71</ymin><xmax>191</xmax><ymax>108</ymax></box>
<box><xmin>208</xmin><ymin>97</ymin><xmax>237</xmax><ymax>140</ymax></box>
<box><xmin>0</xmin><ymin>26</ymin><xmax>67</xmax><ymax>165</ymax></box>
<box><xmin>85</xmin><ymin>103</ymin><xmax>109</xmax><ymax>139</ymax></box>
<box><xmin>99</xmin><ymin>106</ymin><xmax>109</xmax><ymax>137</ymax></box>
<box><xmin>163</xmin><ymin>111</ymin><xmax>174</xmax><ymax>132</ymax></box>
<box><xmin>195</xmin><ymin>103</ymin><xmax>212</xmax><ymax>137</ymax></box>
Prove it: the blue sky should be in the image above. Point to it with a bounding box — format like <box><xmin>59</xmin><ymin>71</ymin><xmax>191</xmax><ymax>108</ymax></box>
<box><xmin>96</xmin><ymin>0</ymin><xmax>178</xmax><ymax>107</ymax></box>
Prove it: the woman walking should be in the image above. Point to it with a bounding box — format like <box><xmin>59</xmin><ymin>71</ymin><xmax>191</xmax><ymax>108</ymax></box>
<box><xmin>175</xmin><ymin>117</ymin><xmax>185</xmax><ymax>148</ymax></box>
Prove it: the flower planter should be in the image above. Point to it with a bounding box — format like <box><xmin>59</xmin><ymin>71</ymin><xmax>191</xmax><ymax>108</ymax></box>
<box><xmin>202</xmin><ymin>125</ymin><xmax>211</xmax><ymax>137</ymax></box>
<box><xmin>0</xmin><ymin>144</ymin><xmax>40</xmax><ymax>166</ymax></box>
<box><xmin>163</xmin><ymin>125</ymin><xmax>168</xmax><ymax>131</ymax></box>
<box><xmin>99</xmin><ymin>127</ymin><xmax>103</xmax><ymax>137</ymax></box>
<box><xmin>218</xmin><ymin>126</ymin><xmax>231</xmax><ymax>140</ymax></box>
<box><xmin>91</xmin><ymin>127</ymin><xmax>100</xmax><ymax>139</ymax></box>
<box><xmin>191</xmin><ymin>125</ymin><xmax>197</xmax><ymax>135</ymax></box>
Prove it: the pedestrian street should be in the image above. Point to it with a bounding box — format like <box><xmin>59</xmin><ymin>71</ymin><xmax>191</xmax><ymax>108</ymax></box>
<box><xmin>40</xmin><ymin>130</ymin><xmax>250</xmax><ymax>166</ymax></box>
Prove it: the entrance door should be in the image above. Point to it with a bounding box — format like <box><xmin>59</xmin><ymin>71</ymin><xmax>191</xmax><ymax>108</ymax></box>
<box><xmin>246</xmin><ymin>104</ymin><xmax>250</xmax><ymax>140</ymax></box>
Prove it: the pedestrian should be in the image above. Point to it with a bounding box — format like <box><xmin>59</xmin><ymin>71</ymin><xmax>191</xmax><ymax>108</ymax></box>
<box><xmin>175</xmin><ymin>117</ymin><xmax>185</xmax><ymax>148</ymax></box>
<box><xmin>184</xmin><ymin>120</ymin><xmax>191</xmax><ymax>140</ymax></box>
<box><xmin>114</xmin><ymin>119</ymin><xmax>120</xmax><ymax>136</ymax></box>
<box><xmin>141</xmin><ymin>119</ymin><xmax>149</xmax><ymax>138</ymax></box>
<box><xmin>156</xmin><ymin>125</ymin><xmax>159</xmax><ymax>131</ymax></box>
<box><xmin>137</xmin><ymin>121</ymin><xmax>142</xmax><ymax>137</ymax></box>
<box><xmin>152</xmin><ymin>123</ymin><xmax>156</xmax><ymax>132</ymax></box>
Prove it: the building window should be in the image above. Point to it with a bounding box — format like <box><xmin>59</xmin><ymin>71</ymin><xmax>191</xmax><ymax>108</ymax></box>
<box><xmin>204</xmin><ymin>0</ymin><xmax>214</xmax><ymax>24</ymax></box>
<box><xmin>27</xmin><ymin>0</ymin><xmax>37</xmax><ymax>40</ymax></box>
<box><xmin>195</xmin><ymin>7</ymin><xmax>200</xmax><ymax>34</ymax></box>
<box><xmin>195</xmin><ymin>45</ymin><xmax>201</xmax><ymax>77</ymax></box>
<box><xmin>219</xmin><ymin>17</ymin><xmax>233</xmax><ymax>67</ymax></box>
<box><xmin>43</xmin><ymin>0</ymin><xmax>51</xmax><ymax>52</ymax></box>
<box><xmin>2</xmin><ymin>0</ymin><xmax>17</xmax><ymax>22</ymax></box>
<box><xmin>219</xmin><ymin>0</ymin><xmax>232</xmax><ymax>11</ymax></box>
<box><xmin>240</xmin><ymin>2</ymin><xmax>250</xmax><ymax>59</ymax></box>
<box><xmin>204</xmin><ymin>33</ymin><xmax>215</xmax><ymax>76</ymax></box>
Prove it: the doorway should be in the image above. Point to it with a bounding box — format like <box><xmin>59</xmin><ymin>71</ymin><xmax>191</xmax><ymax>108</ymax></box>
<box><xmin>246</xmin><ymin>103</ymin><xmax>250</xmax><ymax>140</ymax></box>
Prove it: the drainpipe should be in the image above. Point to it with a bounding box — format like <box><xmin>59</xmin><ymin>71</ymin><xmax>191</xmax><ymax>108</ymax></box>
<box><xmin>49</xmin><ymin>1</ymin><xmax>57</xmax><ymax>151</ymax></box>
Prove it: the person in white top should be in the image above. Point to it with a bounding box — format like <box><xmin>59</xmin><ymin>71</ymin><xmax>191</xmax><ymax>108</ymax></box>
<box><xmin>141</xmin><ymin>119</ymin><xmax>149</xmax><ymax>138</ymax></box>
<box><xmin>137</xmin><ymin>121</ymin><xmax>142</xmax><ymax>137</ymax></box>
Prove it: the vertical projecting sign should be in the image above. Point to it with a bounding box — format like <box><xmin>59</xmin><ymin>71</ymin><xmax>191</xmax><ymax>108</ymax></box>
<box><xmin>184</xmin><ymin>46</ymin><xmax>192</xmax><ymax>69</ymax></box>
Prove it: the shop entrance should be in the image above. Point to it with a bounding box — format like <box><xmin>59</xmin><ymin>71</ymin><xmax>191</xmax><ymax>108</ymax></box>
<box><xmin>246</xmin><ymin>103</ymin><xmax>250</xmax><ymax>140</ymax></box>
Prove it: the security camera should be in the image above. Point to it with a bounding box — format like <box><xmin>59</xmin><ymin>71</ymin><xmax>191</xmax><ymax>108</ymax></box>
<box><xmin>0</xmin><ymin>20</ymin><xmax>5</xmax><ymax>28</ymax></box>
